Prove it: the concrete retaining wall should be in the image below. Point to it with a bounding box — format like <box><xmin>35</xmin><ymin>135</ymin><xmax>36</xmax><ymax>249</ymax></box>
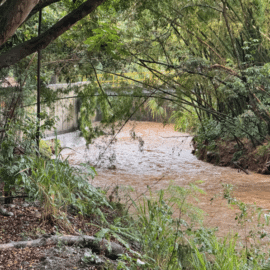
<box><xmin>43</xmin><ymin>93</ymin><xmax>81</xmax><ymax>137</ymax></box>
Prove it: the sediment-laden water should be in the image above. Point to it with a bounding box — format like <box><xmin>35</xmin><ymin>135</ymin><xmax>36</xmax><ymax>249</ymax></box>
<box><xmin>46</xmin><ymin>121</ymin><xmax>270</xmax><ymax>240</ymax></box>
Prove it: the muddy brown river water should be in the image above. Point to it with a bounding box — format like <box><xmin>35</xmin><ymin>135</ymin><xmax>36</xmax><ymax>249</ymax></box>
<box><xmin>49</xmin><ymin>121</ymin><xmax>270</xmax><ymax>242</ymax></box>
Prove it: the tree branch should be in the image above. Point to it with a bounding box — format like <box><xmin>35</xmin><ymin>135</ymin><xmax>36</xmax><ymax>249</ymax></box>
<box><xmin>0</xmin><ymin>0</ymin><xmax>106</xmax><ymax>70</ymax></box>
<box><xmin>0</xmin><ymin>234</ymin><xmax>124</xmax><ymax>259</ymax></box>
<box><xmin>0</xmin><ymin>0</ymin><xmax>39</xmax><ymax>47</ymax></box>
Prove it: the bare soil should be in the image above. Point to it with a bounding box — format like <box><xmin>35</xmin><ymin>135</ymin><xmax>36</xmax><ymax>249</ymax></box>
<box><xmin>0</xmin><ymin>182</ymin><xmax>125</xmax><ymax>270</ymax></box>
<box><xmin>194</xmin><ymin>137</ymin><xmax>270</xmax><ymax>174</ymax></box>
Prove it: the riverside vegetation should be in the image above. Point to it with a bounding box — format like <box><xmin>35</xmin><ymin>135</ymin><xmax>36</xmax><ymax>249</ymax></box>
<box><xmin>1</xmin><ymin>119</ymin><xmax>270</xmax><ymax>269</ymax></box>
<box><xmin>2</xmin><ymin>0</ymin><xmax>270</xmax><ymax>269</ymax></box>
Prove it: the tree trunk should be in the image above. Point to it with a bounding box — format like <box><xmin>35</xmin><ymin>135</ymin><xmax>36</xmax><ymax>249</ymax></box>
<box><xmin>0</xmin><ymin>0</ymin><xmax>39</xmax><ymax>47</ymax></box>
<box><xmin>0</xmin><ymin>0</ymin><xmax>106</xmax><ymax>70</ymax></box>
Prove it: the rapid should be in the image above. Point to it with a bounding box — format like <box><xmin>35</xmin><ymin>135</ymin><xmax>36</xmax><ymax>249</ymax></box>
<box><xmin>47</xmin><ymin>121</ymin><xmax>270</xmax><ymax>240</ymax></box>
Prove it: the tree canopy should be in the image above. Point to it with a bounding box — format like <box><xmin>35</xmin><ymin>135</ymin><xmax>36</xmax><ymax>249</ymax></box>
<box><xmin>1</xmin><ymin>0</ymin><xmax>270</xmax><ymax>146</ymax></box>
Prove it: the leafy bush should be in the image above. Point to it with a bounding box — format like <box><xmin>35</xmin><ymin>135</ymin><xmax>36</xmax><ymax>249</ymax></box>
<box><xmin>1</xmin><ymin>141</ymin><xmax>109</xmax><ymax>231</ymax></box>
<box><xmin>170</xmin><ymin>107</ymin><xmax>199</xmax><ymax>133</ymax></box>
<box><xmin>0</xmin><ymin>115</ymin><xmax>56</xmax><ymax>195</ymax></box>
<box><xmin>111</xmin><ymin>183</ymin><xmax>270</xmax><ymax>269</ymax></box>
<box><xmin>193</xmin><ymin>119</ymin><xmax>223</xmax><ymax>156</ymax></box>
<box><xmin>187</xmin><ymin>183</ymin><xmax>270</xmax><ymax>270</ymax></box>
<box><xmin>121</xmin><ymin>184</ymin><xmax>205</xmax><ymax>269</ymax></box>
<box><xmin>194</xmin><ymin>109</ymin><xmax>269</xmax><ymax>156</ymax></box>
<box><xmin>0</xmin><ymin>116</ymin><xmax>109</xmax><ymax>231</ymax></box>
<box><xmin>18</xmin><ymin>156</ymin><xmax>108</xmax><ymax>218</ymax></box>
<box><xmin>232</xmin><ymin>150</ymin><xmax>243</xmax><ymax>162</ymax></box>
<box><xmin>256</xmin><ymin>140</ymin><xmax>270</xmax><ymax>157</ymax></box>
<box><xmin>190</xmin><ymin>229</ymin><xmax>252</xmax><ymax>270</ymax></box>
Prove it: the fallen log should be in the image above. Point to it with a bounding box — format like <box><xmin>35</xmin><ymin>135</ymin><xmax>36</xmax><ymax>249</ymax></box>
<box><xmin>0</xmin><ymin>234</ymin><xmax>124</xmax><ymax>259</ymax></box>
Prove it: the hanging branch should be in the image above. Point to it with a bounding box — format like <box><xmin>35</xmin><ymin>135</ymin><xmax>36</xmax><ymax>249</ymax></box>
<box><xmin>90</xmin><ymin>62</ymin><xmax>112</xmax><ymax>108</ymax></box>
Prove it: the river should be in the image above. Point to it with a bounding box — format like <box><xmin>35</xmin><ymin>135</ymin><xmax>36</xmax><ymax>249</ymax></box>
<box><xmin>47</xmin><ymin>121</ymin><xmax>270</xmax><ymax>242</ymax></box>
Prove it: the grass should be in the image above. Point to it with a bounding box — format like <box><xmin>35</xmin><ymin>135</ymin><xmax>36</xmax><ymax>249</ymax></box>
<box><xmin>12</xmin><ymin>152</ymin><xmax>270</xmax><ymax>269</ymax></box>
<box><xmin>108</xmin><ymin>183</ymin><xmax>270</xmax><ymax>269</ymax></box>
<box><xmin>3</xmin><ymin>148</ymin><xmax>270</xmax><ymax>269</ymax></box>
<box><xmin>2</xmin><ymin>123</ymin><xmax>270</xmax><ymax>269</ymax></box>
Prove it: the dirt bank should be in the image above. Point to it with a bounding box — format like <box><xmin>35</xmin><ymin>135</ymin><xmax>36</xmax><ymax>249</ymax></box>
<box><xmin>193</xmin><ymin>137</ymin><xmax>270</xmax><ymax>175</ymax></box>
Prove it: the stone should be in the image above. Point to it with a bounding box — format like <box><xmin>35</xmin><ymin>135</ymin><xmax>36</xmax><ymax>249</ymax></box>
<box><xmin>0</xmin><ymin>207</ymin><xmax>14</xmax><ymax>216</ymax></box>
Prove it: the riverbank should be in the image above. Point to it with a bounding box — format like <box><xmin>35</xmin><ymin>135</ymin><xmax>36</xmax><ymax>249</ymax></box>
<box><xmin>1</xmin><ymin>179</ymin><xmax>269</xmax><ymax>270</ymax></box>
<box><xmin>193</xmin><ymin>136</ymin><xmax>270</xmax><ymax>174</ymax></box>
<box><xmin>1</xmin><ymin>121</ymin><xmax>270</xmax><ymax>269</ymax></box>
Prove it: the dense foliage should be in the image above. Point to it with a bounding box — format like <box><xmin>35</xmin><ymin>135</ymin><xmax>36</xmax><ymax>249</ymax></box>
<box><xmin>2</xmin><ymin>0</ymin><xmax>270</xmax><ymax>269</ymax></box>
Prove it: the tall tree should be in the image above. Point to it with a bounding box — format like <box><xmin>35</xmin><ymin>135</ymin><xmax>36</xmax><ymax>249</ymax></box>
<box><xmin>108</xmin><ymin>0</ymin><xmax>270</xmax><ymax>143</ymax></box>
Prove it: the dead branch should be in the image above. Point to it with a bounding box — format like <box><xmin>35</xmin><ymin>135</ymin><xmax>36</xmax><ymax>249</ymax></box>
<box><xmin>0</xmin><ymin>235</ymin><xmax>124</xmax><ymax>259</ymax></box>
<box><xmin>232</xmin><ymin>162</ymin><xmax>249</xmax><ymax>175</ymax></box>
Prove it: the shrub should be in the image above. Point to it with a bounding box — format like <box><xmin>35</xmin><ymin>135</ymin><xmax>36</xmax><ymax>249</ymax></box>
<box><xmin>15</xmin><ymin>155</ymin><xmax>109</xmax><ymax>231</ymax></box>
<box><xmin>0</xmin><ymin>117</ymin><xmax>109</xmax><ymax>230</ymax></box>
<box><xmin>125</xmin><ymin>184</ymin><xmax>205</xmax><ymax>269</ymax></box>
